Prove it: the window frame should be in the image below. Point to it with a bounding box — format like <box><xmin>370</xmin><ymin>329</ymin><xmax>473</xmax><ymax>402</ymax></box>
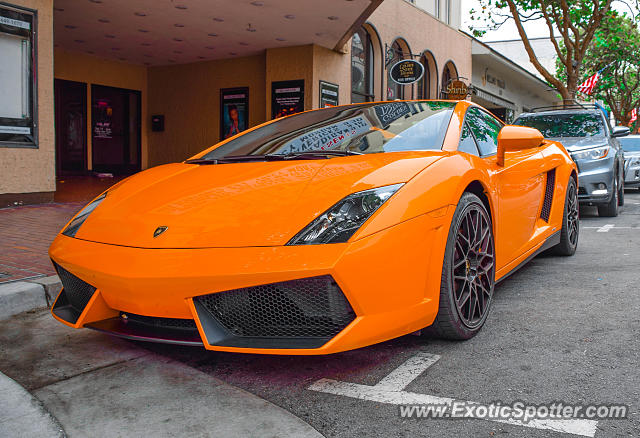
<box><xmin>0</xmin><ymin>2</ymin><xmax>38</xmax><ymax>149</ymax></box>
<box><xmin>350</xmin><ymin>28</ymin><xmax>375</xmax><ymax>103</ymax></box>
<box><xmin>462</xmin><ymin>106</ymin><xmax>505</xmax><ymax>158</ymax></box>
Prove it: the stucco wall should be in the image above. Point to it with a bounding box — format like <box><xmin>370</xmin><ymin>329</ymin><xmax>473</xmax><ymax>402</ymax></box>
<box><xmin>265</xmin><ymin>45</ymin><xmax>314</xmax><ymax>117</ymax></box>
<box><xmin>54</xmin><ymin>48</ymin><xmax>149</xmax><ymax>170</ymax></box>
<box><xmin>147</xmin><ymin>55</ymin><xmax>267</xmax><ymax>166</ymax></box>
<box><xmin>0</xmin><ymin>0</ymin><xmax>54</xmax><ymax>197</ymax></box>
<box><xmin>368</xmin><ymin>0</ymin><xmax>472</xmax><ymax>98</ymax></box>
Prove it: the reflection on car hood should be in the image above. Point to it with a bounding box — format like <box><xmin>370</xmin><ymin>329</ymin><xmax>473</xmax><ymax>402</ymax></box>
<box><xmin>72</xmin><ymin>151</ymin><xmax>446</xmax><ymax>248</ymax></box>
<box><xmin>547</xmin><ymin>136</ymin><xmax>608</xmax><ymax>151</ymax></box>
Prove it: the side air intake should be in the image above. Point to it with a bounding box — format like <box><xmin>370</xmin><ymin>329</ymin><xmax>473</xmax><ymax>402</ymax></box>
<box><xmin>540</xmin><ymin>168</ymin><xmax>556</xmax><ymax>222</ymax></box>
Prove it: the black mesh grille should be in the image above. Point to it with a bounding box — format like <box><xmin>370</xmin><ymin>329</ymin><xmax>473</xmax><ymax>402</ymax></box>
<box><xmin>578</xmin><ymin>187</ymin><xmax>587</xmax><ymax>195</ymax></box>
<box><xmin>123</xmin><ymin>313</ymin><xmax>197</xmax><ymax>330</ymax></box>
<box><xmin>195</xmin><ymin>276</ymin><xmax>355</xmax><ymax>338</ymax></box>
<box><xmin>54</xmin><ymin>263</ymin><xmax>97</xmax><ymax>314</ymax></box>
<box><xmin>540</xmin><ymin>168</ymin><xmax>556</xmax><ymax>222</ymax></box>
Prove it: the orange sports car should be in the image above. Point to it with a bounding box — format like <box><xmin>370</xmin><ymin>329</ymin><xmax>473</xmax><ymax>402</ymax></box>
<box><xmin>50</xmin><ymin>100</ymin><xmax>579</xmax><ymax>354</ymax></box>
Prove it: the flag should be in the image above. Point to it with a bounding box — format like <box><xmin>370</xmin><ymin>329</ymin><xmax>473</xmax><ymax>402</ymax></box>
<box><xmin>629</xmin><ymin>108</ymin><xmax>637</xmax><ymax>126</ymax></box>
<box><xmin>577</xmin><ymin>72</ymin><xmax>600</xmax><ymax>95</ymax></box>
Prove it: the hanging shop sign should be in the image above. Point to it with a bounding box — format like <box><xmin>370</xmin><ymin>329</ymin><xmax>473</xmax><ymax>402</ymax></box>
<box><xmin>319</xmin><ymin>80</ymin><xmax>339</xmax><ymax>108</ymax></box>
<box><xmin>445</xmin><ymin>80</ymin><xmax>470</xmax><ymax>100</ymax></box>
<box><xmin>271</xmin><ymin>80</ymin><xmax>305</xmax><ymax>119</ymax></box>
<box><xmin>220</xmin><ymin>87</ymin><xmax>249</xmax><ymax>140</ymax></box>
<box><xmin>389</xmin><ymin>60</ymin><xmax>424</xmax><ymax>85</ymax></box>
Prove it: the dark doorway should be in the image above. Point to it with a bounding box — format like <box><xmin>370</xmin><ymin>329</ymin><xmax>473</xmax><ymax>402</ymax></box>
<box><xmin>91</xmin><ymin>84</ymin><xmax>141</xmax><ymax>175</ymax></box>
<box><xmin>55</xmin><ymin>79</ymin><xmax>87</xmax><ymax>175</ymax></box>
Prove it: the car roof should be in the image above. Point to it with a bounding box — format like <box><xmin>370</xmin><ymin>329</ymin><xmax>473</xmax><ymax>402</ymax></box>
<box><xmin>516</xmin><ymin>109</ymin><xmax>602</xmax><ymax>118</ymax></box>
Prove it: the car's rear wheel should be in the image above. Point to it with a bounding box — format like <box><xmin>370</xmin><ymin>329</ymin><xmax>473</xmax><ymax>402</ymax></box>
<box><xmin>551</xmin><ymin>177</ymin><xmax>579</xmax><ymax>256</ymax></box>
<box><xmin>426</xmin><ymin>192</ymin><xmax>495</xmax><ymax>340</ymax></box>
<box><xmin>597</xmin><ymin>177</ymin><xmax>619</xmax><ymax>217</ymax></box>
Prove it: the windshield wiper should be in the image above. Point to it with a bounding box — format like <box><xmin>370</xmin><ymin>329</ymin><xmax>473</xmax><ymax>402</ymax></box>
<box><xmin>186</xmin><ymin>150</ymin><xmax>362</xmax><ymax>165</ymax></box>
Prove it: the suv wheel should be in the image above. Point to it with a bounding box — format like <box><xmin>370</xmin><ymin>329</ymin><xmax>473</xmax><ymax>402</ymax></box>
<box><xmin>618</xmin><ymin>173</ymin><xmax>625</xmax><ymax>206</ymax></box>
<box><xmin>598</xmin><ymin>177</ymin><xmax>619</xmax><ymax>217</ymax></box>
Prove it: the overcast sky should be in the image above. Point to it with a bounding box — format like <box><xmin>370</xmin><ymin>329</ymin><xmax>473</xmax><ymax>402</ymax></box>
<box><xmin>461</xmin><ymin>0</ymin><xmax>639</xmax><ymax>41</ymax></box>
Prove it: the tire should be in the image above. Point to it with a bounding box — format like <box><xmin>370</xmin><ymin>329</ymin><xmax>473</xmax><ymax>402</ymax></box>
<box><xmin>597</xmin><ymin>177</ymin><xmax>619</xmax><ymax>217</ymax></box>
<box><xmin>618</xmin><ymin>175</ymin><xmax>625</xmax><ymax>206</ymax></box>
<box><xmin>551</xmin><ymin>177</ymin><xmax>579</xmax><ymax>256</ymax></box>
<box><xmin>425</xmin><ymin>192</ymin><xmax>495</xmax><ymax>340</ymax></box>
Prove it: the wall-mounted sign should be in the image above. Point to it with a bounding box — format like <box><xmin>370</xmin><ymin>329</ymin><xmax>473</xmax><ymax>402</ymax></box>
<box><xmin>319</xmin><ymin>80</ymin><xmax>339</xmax><ymax>108</ymax></box>
<box><xmin>220</xmin><ymin>87</ymin><xmax>249</xmax><ymax>140</ymax></box>
<box><xmin>272</xmin><ymin>80</ymin><xmax>305</xmax><ymax>119</ymax></box>
<box><xmin>445</xmin><ymin>80</ymin><xmax>470</xmax><ymax>100</ymax></box>
<box><xmin>389</xmin><ymin>60</ymin><xmax>424</xmax><ymax>85</ymax></box>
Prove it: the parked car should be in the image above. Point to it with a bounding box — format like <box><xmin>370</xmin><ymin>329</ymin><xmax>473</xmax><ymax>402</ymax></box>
<box><xmin>513</xmin><ymin>105</ymin><xmax>628</xmax><ymax>217</ymax></box>
<box><xmin>49</xmin><ymin>100</ymin><xmax>579</xmax><ymax>354</ymax></box>
<box><xmin>620</xmin><ymin>134</ymin><xmax>640</xmax><ymax>190</ymax></box>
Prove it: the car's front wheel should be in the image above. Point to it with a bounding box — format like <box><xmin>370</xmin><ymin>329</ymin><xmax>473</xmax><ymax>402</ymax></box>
<box><xmin>597</xmin><ymin>176</ymin><xmax>619</xmax><ymax>217</ymax></box>
<box><xmin>426</xmin><ymin>192</ymin><xmax>495</xmax><ymax>340</ymax></box>
<box><xmin>551</xmin><ymin>177</ymin><xmax>579</xmax><ymax>256</ymax></box>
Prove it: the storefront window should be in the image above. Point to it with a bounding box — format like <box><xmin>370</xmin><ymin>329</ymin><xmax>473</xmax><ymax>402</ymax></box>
<box><xmin>351</xmin><ymin>28</ymin><xmax>374</xmax><ymax>103</ymax></box>
<box><xmin>417</xmin><ymin>54</ymin><xmax>432</xmax><ymax>100</ymax></box>
<box><xmin>0</xmin><ymin>4</ymin><xmax>36</xmax><ymax>147</ymax></box>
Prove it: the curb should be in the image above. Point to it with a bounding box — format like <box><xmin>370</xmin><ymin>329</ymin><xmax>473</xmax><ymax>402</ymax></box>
<box><xmin>0</xmin><ymin>371</ymin><xmax>66</xmax><ymax>437</ymax></box>
<box><xmin>0</xmin><ymin>276</ymin><xmax>60</xmax><ymax>320</ymax></box>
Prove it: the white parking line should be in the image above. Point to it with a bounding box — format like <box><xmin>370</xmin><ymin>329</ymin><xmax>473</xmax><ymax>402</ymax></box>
<box><xmin>308</xmin><ymin>352</ymin><xmax>598</xmax><ymax>437</ymax></box>
<box><xmin>596</xmin><ymin>224</ymin><xmax>614</xmax><ymax>232</ymax></box>
<box><xmin>583</xmin><ymin>225</ymin><xmax>640</xmax><ymax>231</ymax></box>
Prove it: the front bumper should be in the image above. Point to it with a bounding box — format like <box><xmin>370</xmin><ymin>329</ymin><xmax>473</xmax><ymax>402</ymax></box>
<box><xmin>49</xmin><ymin>211</ymin><xmax>449</xmax><ymax>355</ymax></box>
<box><xmin>571</xmin><ymin>155</ymin><xmax>615</xmax><ymax>204</ymax></box>
<box><xmin>624</xmin><ymin>160</ymin><xmax>640</xmax><ymax>187</ymax></box>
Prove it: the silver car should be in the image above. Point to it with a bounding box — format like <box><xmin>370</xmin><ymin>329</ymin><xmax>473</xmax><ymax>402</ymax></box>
<box><xmin>513</xmin><ymin>106</ymin><xmax>629</xmax><ymax>217</ymax></box>
<box><xmin>620</xmin><ymin>135</ymin><xmax>640</xmax><ymax>189</ymax></box>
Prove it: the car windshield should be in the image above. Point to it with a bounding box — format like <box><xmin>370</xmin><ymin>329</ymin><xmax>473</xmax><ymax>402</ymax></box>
<box><xmin>620</xmin><ymin>137</ymin><xmax>640</xmax><ymax>152</ymax></box>
<box><xmin>197</xmin><ymin>101</ymin><xmax>455</xmax><ymax>160</ymax></box>
<box><xmin>513</xmin><ymin>113</ymin><xmax>605</xmax><ymax>138</ymax></box>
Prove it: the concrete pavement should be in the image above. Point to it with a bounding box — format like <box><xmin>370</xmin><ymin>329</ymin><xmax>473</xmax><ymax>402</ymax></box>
<box><xmin>0</xmin><ymin>311</ymin><xmax>323</xmax><ymax>438</ymax></box>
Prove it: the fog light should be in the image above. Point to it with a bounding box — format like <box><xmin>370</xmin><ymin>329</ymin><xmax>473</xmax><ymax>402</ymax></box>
<box><xmin>598</xmin><ymin>183</ymin><xmax>606</xmax><ymax>189</ymax></box>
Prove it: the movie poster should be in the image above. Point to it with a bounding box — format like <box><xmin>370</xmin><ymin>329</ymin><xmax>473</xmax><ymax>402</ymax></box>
<box><xmin>271</xmin><ymin>80</ymin><xmax>304</xmax><ymax>119</ymax></box>
<box><xmin>220</xmin><ymin>87</ymin><xmax>249</xmax><ymax>140</ymax></box>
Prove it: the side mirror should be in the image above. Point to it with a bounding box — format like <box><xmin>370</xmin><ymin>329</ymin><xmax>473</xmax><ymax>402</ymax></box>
<box><xmin>497</xmin><ymin>125</ymin><xmax>544</xmax><ymax>166</ymax></box>
<box><xmin>613</xmin><ymin>126</ymin><xmax>630</xmax><ymax>137</ymax></box>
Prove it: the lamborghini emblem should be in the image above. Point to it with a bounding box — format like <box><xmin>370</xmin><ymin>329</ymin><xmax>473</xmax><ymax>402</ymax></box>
<box><xmin>153</xmin><ymin>226</ymin><xmax>169</xmax><ymax>238</ymax></box>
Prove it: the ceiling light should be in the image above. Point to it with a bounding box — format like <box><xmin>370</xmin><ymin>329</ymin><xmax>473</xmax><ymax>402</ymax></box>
<box><xmin>284</xmin><ymin>14</ymin><xmax>295</xmax><ymax>19</ymax></box>
<box><xmin>275</xmin><ymin>37</ymin><xmax>286</xmax><ymax>41</ymax></box>
<box><xmin>64</xmin><ymin>25</ymin><xmax>77</xmax><ymax>29</ymax></box>
<box><xmin>213</xmin><ymin>17</ymin><xmax>224</xmax><ymax>22</ymax></box>
<box><xmin>205</xmin><ymin>46</ymin><xmax>215</xmax><ymax>50</ymax></box>
<box><xmin>173</xmin><ymin>50</ymin><xmax>183</xmax><ymax>54</ymax></box>
<box><xmin>250</xmin><ymin>1</ymin><xmax>264</xmax><ymax>5</ymax></box>
<box><xmin>138</xmin><ymin>29</ymin><xmax>149</xmax><ymax>33</ymax></box>
<box><xmin>173</xmin><ymin>37</ymin><xmax>184</xmax><ymax>42</ymax></box>
<box><xmin>141</xmin><ymin>42</ymin><xmax>152</xmax><ymax>46</ymax></box>
<box><xmin>74</xmin><ymin>39</ymin><xmax>85</xmax><ymax>43</ymax></box>
<box><xmin>54</xmin><ymin>7</ymin><xmax>64</xmax><ymax>11</ymax></box>
<box><xmin>229</xmin><ymin>52</ymin><xmax>237</xmax><ymax>55</ymax></box>
<box><xmin>98</xmin><ymin>18</ymin><xmax>110</xmax><ymax>23</ymax></box>
<box><xmin>239</xmin><ymin>42</ymin><xmax>249</xmax><ymax>46</ymax></box>
<box><xmin>207</xmin><ymin>33</ymin><xmax>218</xmax><ymax>37</ymax></box>
<box><xmin>175</xmin><ymin>5</ymin><xmax>188</xmax><ymax>9</ymax></box>
<box><xmin>328</xmin><ymin>16</ymin><xmax>339</xmax><ymax>20</ymax></box>
<box><xmin>174</xmin><ymin>23</ymin><xmax>185</xmax><ymax>27</ymax></box>
<box><xmin>134</xmin><ymin>12</ymin><xmax>147</xmax><ymax>17</ymax></box>
<box><xmin>105</xmin><ymin>34</ymin><xmax>116</xmax><ymax>38</ymax></box>
<box><xmin>111</xmin><ymin>47</ymin><xmax>121</xmax><ymax>51</ymax></box>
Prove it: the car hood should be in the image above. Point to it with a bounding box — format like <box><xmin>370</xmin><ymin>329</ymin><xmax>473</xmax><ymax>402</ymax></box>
<box><xmin>547</xmin><ymin>136</ymin><xmax>608</xmax><ymax>151</ymax></box>
<box><xmin>72</xmin><ymin>151</ymin><xmax>446</xmax><ymax>248</ymax></box>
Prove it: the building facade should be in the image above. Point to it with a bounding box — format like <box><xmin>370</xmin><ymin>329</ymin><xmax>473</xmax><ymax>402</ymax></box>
<box><xmin>0</xmin><ymin>0</ymin><xmax>471</xmax><ymax>206</ymax></box>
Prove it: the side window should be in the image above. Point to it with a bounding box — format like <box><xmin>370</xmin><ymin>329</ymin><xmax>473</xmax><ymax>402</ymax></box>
<box><xmin>458</xmin><ymin>122</ymin><xmax>480</xmax><ymax>156</ymax></box>
<box><xmin>466</xmin><ymin>107</ymin><xmax>502</xmax><ymax>156</ymax></box>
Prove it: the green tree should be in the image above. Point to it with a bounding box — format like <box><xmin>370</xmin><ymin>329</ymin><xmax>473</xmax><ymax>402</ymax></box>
<box><xmin>468</xmin><ymin>0</ymin><xmax>638</xmax><ymax>104</ymax></box>
<box><xmin>565</xmin><ymin>12</ymin><xmax>640</xmax><ymax>126</ymax></box>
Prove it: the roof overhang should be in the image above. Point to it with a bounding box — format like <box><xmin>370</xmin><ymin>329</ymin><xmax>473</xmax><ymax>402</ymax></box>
<box><xmin>53</xmin><ymin>0</ymin><xmax>385</xmax><ymax>66</ymax></box>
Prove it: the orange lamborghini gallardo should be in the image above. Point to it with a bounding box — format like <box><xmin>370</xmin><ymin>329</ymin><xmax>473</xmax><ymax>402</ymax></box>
<box><xmin>49</xmin><ymin>100</ymin><xmax>579</xmax><ymax>354</ymax></box>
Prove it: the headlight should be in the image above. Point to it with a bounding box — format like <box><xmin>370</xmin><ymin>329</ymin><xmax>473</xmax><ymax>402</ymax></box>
<box><xmin>62</xmin><ymin>193</ymin><xmax>107</xmax><ymax>237</ymax></box>
<box><xmin>627</xmin><ymin>156</ymin><xmax>640</xmax><ymax>166</ymax></box>
<box><xmin>287</xmin><ymin>184</ymin><xmax>404</xmax><ymax>245</ymax></box>
<box><xmin>572</xmin><ymin>146</ymin><xmax>609</xmax><ymax>161</ymax></box>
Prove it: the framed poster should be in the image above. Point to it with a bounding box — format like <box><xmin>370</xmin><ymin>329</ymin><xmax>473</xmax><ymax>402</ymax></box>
<box><xmin>271</xmin><ymin>80</ymin><xmax>304</xmax><ymax>119</ymax></box>
<box><xmin>319</xmin><ymin>80</ymin><xmax>339</xmax><ymax>108</ymax></box>
<box><xmin>220</xmin><ymin>87</ymin><xmax>249</xmax><ymax>140</ymax></box>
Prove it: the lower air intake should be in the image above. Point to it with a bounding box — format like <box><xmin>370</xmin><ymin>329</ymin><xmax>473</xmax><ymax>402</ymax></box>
<box><xmin>194</xmin><ymin>275</ymin><xmax>355</xmax><ymax>348</ymax></box>
<box><xmin>52</xmin><ymin>262</ymin><xmax>97</xmax><ymax>324</ymax></box>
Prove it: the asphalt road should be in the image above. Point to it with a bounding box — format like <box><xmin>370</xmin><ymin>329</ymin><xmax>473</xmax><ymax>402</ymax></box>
<box><xmin>137</xmin><ymin>191</ymin><xmax>640</xmax><ymax>437</ymax></box>
<box><xmin>3</xmin><ymin>192</ymin><xmax>640</xmax><ymax>437</ymax></box>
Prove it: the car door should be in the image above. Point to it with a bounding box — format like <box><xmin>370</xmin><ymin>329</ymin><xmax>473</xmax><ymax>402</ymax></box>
<box><xmin>464</xmin><ymin>107</ymin><xmax>548</xmax><ymax>270</ymax></box>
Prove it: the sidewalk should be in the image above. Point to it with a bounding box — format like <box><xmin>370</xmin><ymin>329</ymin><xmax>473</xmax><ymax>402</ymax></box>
<box><xmin>0</xmin><ymin>309</ymin><xmax>323</xmax><ymax>437</ymax></box>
